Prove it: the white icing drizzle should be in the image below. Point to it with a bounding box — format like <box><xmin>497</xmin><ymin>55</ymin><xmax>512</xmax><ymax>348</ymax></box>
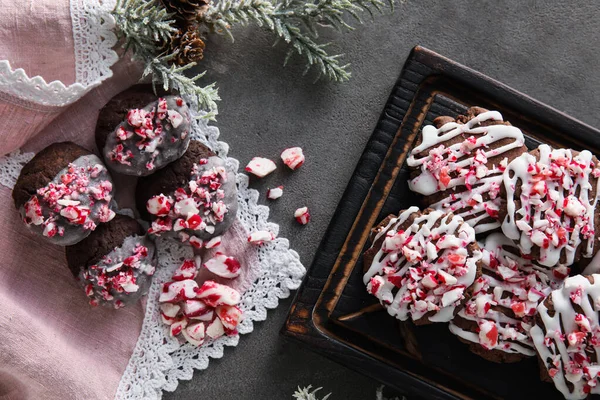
<box><xmin>449</xmin><ymin>233</ymin><xmax>552</xmax><ymax>356</ymax></box>
<box><xmin>406</xmin><ymin>110</ymin><xmax>525</xmax><ymax>234</ymax></box>
<box><xmin>530</xmin><ymin>274</ymin><xmax>600</xmax><ymax>399</ymax></box>
<box><xmin>363</xmin><ymin>207</ymin><xmax>481</xmax><ymax>323</ymax></box>
<box><xmin>502</xmin><ymin>144</ymin><xmax>600</xmax><ymax>268</ymax></box>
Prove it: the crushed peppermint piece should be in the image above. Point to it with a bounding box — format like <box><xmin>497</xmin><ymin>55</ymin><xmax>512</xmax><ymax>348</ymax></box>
<box><xmin>203</xmin><ymin>253</ymin><xmax>241</xmax><ymax>279</ymax></box>
<box><xmin>294</xmin><ymin>207</ymin><xmax>310</xmax><ymax>225</ymax></box>
<box><xmin>248</xmin><ymin>230</ymin><xmax>276</xmax><ymax>245</ymax></box>
<box><xmin>245</xmin><ymin>157</ymin><xmax>276</xmax><ymax>178</ymax></box>
<box><xmin>267</xmin><ymin>186</ymin><xmax>283</xmax><ymax>200</ymax></box>
<box><xmin>281</xmin><ymin>147</ymin><xmax>305</xmax><ymax>170</ymax></box>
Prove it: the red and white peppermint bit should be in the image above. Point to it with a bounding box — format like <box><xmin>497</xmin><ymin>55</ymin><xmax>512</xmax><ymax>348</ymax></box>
<box><xmin>159</xmin><ymin>279</ymin><xmax>199</xmax><ymax>303</ymax></box>
<box><xmin>158</xmin><ymin>260</ymin><xmax>244</xmax><ymax>347</ymax></box>
<box><xmin>294</xmin><ymin>207</ymin><xmax>310</xmax><ymax>225</ymax></box>
<box><xmin>503</xmin><ymin>145</ymin><xmax>600</xmax><ymax>269</ymax></box>
<box><xmin>23</xmin><ymin>161</ymin><xmax>114</xmax><ymax>238</ymax></box>
<box><xmin>280</xmin><ymin>147</ymin><xmax>305</xmax><ymax>170</ymax></box>
<box><xmin>406</xmin><ymin>109</ymin><xmax>525</xmax><ymax>234</ymax></box>
<box><xmin>449</xmin><ymin>233</ymin><xmax>552</xmax><ymax>356</ymax></box>
<box><xmin>203</xmin><ymin>253</ymin><xmax>241</xmax><ymax>279</ymax></box>
<box><xmin>245</xmin><ymin>157</ymin><xmax>276</xmax><ymax>178</ymax></box>
<box><xmin>267</xmin><ymin>186</ymin><xmax>283</xmax><ymax>200</ymax></box>
<box><xmin>196</xmin><ymin>280</ymin><xmax>241</xmax><ymax>307</ymax></box>
<box><xmin>172</xmin><ymin>258</ymin><xmax>201</xmax><ymax>281</ymax></box>
<box><xmin>248</xmin><ymin>230</ymin><xmax>276</xmax><ymax>245</ymax></box>
<box><xmin>363</xmin><ymin>207</ymin><xmax>482</xmax><ymax>323</ymax></box>
<box><xmin>146</xmin><ymin>159</ymin><xmax>231</xmax><ymax>239</ymax></box>
<box><xmin>531</xmin><ymin>275</ymin><xmax>600</xmax><ymax>399</ymax></box>
<box><xmin>204</xmin><ymin>236</ymin><xmax>222</xmax><ymax>249</ymax></box>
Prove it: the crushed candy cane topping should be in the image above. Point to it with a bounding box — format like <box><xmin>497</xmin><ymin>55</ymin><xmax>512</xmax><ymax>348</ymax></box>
<box><xmin>502</xmin><ymin>144</ymin><xmax>600</xmax><ymax>268</ymax></box>
<box><xmin>248</xmin><ymin>230</ymin><xmax>276</xmax><ymax>245</ymax></box>
<box><xmin>104</xmin><ymin>96</ymin><xmax>191</xmax><ymax>175</ymax></box>
<box><xmin>80</xmin><ymin>236</ymin><xmax>156</xmax><ymax>309</ymax></box>
<box><xmin>159</xmin><ymin>257</ymin><xmax>243</xmax><ymax>346</ymax></box>
<box><xmin>22</xmin><ymin>155</ymin><xmax>115</xmax><ymax>243</ymax></box>
<box><xmin>146</xmin><ymin>157</ymin><xmax>235</xmax><ymax>241</ymax></box>
<box><xmin>245</xmin><ymin>157</ymin><xmax>276</xmax><ymax>178</ymax></box>
<box><xmin>530</xmin><ymin>275</ymin><xmax>600</xmax><ymax>399</ymax></box>
<box><xmin>267</xmin><ymin>186</ymin><xmax>283</xmax><ymax>200</ymax></box>
<box><xmin>363</xmin><ymin>207</ymin><xmax>482</xmax><ymax>323</ymax></box>
<box><xmin>406</xmin><ymin>110</ymin><xmax>525</xmax><ymax>234</ymax></box>
<box><xmin>294</xmin><ymin>207</ymin><xmax>310</xmax><ymax>225</ymax></box>
<box><xmin>449</xmin><ymin>233</ymin><xmax>552</xmax><ymax>356</ymax></box>
<box><xmin>281</xmin><ymin>147</ymin><xmax>305</xmax><ymax>170</ymax></box>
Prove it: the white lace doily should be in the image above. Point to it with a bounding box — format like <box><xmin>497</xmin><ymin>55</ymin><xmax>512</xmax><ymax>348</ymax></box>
<box><xmin>0</xmin><ymin>103</ymin><xmax>306</xmax><ymax>400</ymax></box>
<box><xmin>0</xmin><ymin>0</ymin><xmax>118</xmax><ymax>107</ymax></box>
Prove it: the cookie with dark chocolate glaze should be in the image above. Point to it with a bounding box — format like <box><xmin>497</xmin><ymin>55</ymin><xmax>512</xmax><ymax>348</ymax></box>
<box><xmin>66</xmin><ymin>214</ymin><xmax>157</xmax><ymax>309</ymax></box>
<box><xmin>13</xmin><ymin>142</ymin><xmax>115</xmax><ymax>246</ymax></box>
<box><xmin>96</xmin><ymin>84</ymin><xmax>192</xmax><ymax>176</ymax></box>
<box><xmin>136</xmin><ymin>140</ymin><xmax>238</xmax><ymax>243</ymax></box>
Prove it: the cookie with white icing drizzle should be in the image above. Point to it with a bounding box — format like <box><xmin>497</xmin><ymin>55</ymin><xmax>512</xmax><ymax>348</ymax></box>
<box><xmin>406</xmin><ymin>107</ymin><xmax>527</xmax><ymax>234</ymax></box>
<box><xmin>363</xmin><ymin>207</ymin><xmax>483</xmax><ymax>325</ymax></box>
<box><xmin>530</xmin><ymin>274</ymin><xmax>600</xmax><ymax>399</ymax></box>
<box><xmin>449</xmin><ymin>233</ymin><xmax>553</xmax><ymax>363</ymax></box>
<box><xmin>500</xmin><ymin>144</ymin><xmax>600</xmax><ymax>269</ymax></box>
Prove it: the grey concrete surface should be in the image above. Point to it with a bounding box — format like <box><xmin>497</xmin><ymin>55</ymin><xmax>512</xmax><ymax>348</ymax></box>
<box><xmin>165</xmin><ymin>1</ymin><xmax>600</xmax><ymax>399</ymax></box>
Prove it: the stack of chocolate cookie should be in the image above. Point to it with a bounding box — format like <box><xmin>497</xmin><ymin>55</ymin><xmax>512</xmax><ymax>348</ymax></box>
<box><xmin>13</xmin><ymin>86</ymin><xmax>239</xmax><ymax>309</ymax></box>
<box><xmin>363</xmin><ymin>107</ymin><xmax>600</xmax><ymax>399</ymax></box>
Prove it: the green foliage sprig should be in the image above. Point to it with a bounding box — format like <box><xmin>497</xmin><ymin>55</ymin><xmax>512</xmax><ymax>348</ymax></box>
<box><xmin>202</xmin><ymin>0</ymin><xmax>394</xmax><ymax>81</ymax></box>
<box><xmin>113</xmin><ymin>0</ymin><xmax>220</xmax><ymax>119</ymax></box>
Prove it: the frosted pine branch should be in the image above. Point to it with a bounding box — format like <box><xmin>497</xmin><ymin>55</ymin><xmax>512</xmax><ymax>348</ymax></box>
<box><xmin>293</xmin><ymin>386</ymin><xmax>331</xmax><ymax>400</ymax></box>
<box><xmin>203</xmin><ymin>0</ymin><xmax>394</xmax><ymax>81</ymax></box>
<box><xmin>113</xmin><ymin>0</ymin><xmax>220</xmax><ymax>117</ymax></box>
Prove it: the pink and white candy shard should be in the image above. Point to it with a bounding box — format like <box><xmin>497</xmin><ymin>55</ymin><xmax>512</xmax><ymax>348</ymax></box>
<box><xmin>245</xmin><ymin>157</ymin><xmax>276</xmax><ymax>178</ymax></box>
<box><xmin>281</xmin><ymin>147</ymin><xmax>305</xmax><ymax>170</ymax></box>
<box><xmin>363</xmin><ymin>207</ymin><xmax>482</xmax><ymax>324</ymax></box>
<box><xmin>406</xmin><ymin>109</ymin><xmax>526</xmax><ymax>234</ymax></box>
<box><xmin>294</xmin><ymin>207</ymin><xmax>310</xmax><ymax>225</ymax></box>
<box><xmin>248</xmin><ymin>230</ymin><xmax>276</xmax><ymax>244</ymax></box>
<box><xmin>158</xmin><ymin>260</ymin><xmax>244</xmax><ymax>346</ymax></box>
<box><xmin>502</xmin><ymin>144</ymin><xmax>600</xmax><ymax>268</ymax></box>
<box><xmin>196</xmin><ymin>280</ymin><xmax>241</xmax><ymax>307</ymax></box>
<box><xmin>204</xmin><ymin>236</ymin><xmax>222</xmax><ymax>249</ymax></box>
<box><xmin>203</xmin><ymin>253</ymin><xmax>242</xmax><ymax>279</ymax></box>
<box><xmin>267</xmin><ymin>186</ymin><xmax>283</xmax><ymax>200</ymax></box>
<box><xmin>530</xmin><ymin>275</ymin><xmax>600</xmax><ymax>399</ymax></box>
<box><xmin>172</xmin><ymin>258</ymin><xmax>200</xmax><ymax>281</ymax></box>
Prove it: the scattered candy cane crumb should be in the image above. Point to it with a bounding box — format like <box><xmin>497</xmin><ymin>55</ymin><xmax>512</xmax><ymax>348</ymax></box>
<box><xmin>248</xmin><ymin>230</ymin><xmax>276</xmax><ymax>245</ymax></box>
<box><xmin>295</xmin><ymin>207</ymin><xmax>310</xmax><ymax>225</ymax></box>
<box><xmin>245</xmin><ymin>157</ymin><xmax>276</xmax><ymax>178</ymax></box>
<box><xmin>159</xmin><ymin>258</ymin><xmax>243</xmax><ymax>346</ymax></box>
<box><xmin>281</xmin><ymin>147</ymin><xmax>305</xmax><ymax>170</ymax></box>
<box><xmin>267</xmin><ymin>186</ymin><xmax>284</xmax><ymax>200</ymax></box>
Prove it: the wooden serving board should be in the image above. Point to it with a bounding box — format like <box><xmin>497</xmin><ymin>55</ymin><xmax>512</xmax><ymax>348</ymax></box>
<box><xmin>281</xmin><ymin>46</ymin><xmax>600</xmax><ymax>400</ymax></box>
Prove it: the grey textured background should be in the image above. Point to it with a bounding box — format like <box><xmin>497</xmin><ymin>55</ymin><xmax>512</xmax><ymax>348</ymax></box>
<box><xmin>165</xmin><ymin>1</ymin><xmax>600</xmax><ymax>399</ymax></box>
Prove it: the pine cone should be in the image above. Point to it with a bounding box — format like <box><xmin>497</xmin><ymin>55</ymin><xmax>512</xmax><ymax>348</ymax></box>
<box><xmin>161</xmin><ymin>0</ymin><xmax>211</xmax><ymax>23</ymax></box>
<box><xmin>172</xmin><ymin>28</ymin><xmax>206</xmax><ymax>66</ymax></box>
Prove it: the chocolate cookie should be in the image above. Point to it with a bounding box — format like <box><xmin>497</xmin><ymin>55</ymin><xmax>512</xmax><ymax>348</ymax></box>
<box><xmin>406</xmin><ymin>107</ymin><xmax>527</xmax><ymax>234</ymax></box>
<box><xmin>65</xmin><ymin>214</ymin><xmax>157</xmax><ymax>309</ymax></box>
<box><xmin>363</xmin><ymin>207</ymin><xmax>483</xmax><ymax>325</ymax></box>
<box><xmin>449</xmin><ymin>233</ymin><xmax>552</xmax><ymax>363</ymax></box>
<box><xmin>530</xmin><ymin>274</ymin><xmax>600</xmax><ymax>399</ymax></box>
<box><xmin>96</xmin><ymin>85</ymin><xmax>192</xmax><ymax>176</ymax></box>
<box><xmin>12</xmin><ymin>142</ymin><xmax>115</xmax><ymax>246</ymax></box>
<box><xmin>136</xmin><ymin>140</ymin><xmax>238</xmax><ymax>244</ymax></box>
<box><xmin>501</xmin><ymin>144</ymin><xmax>600</xmax><ymax>269</ymax></box>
